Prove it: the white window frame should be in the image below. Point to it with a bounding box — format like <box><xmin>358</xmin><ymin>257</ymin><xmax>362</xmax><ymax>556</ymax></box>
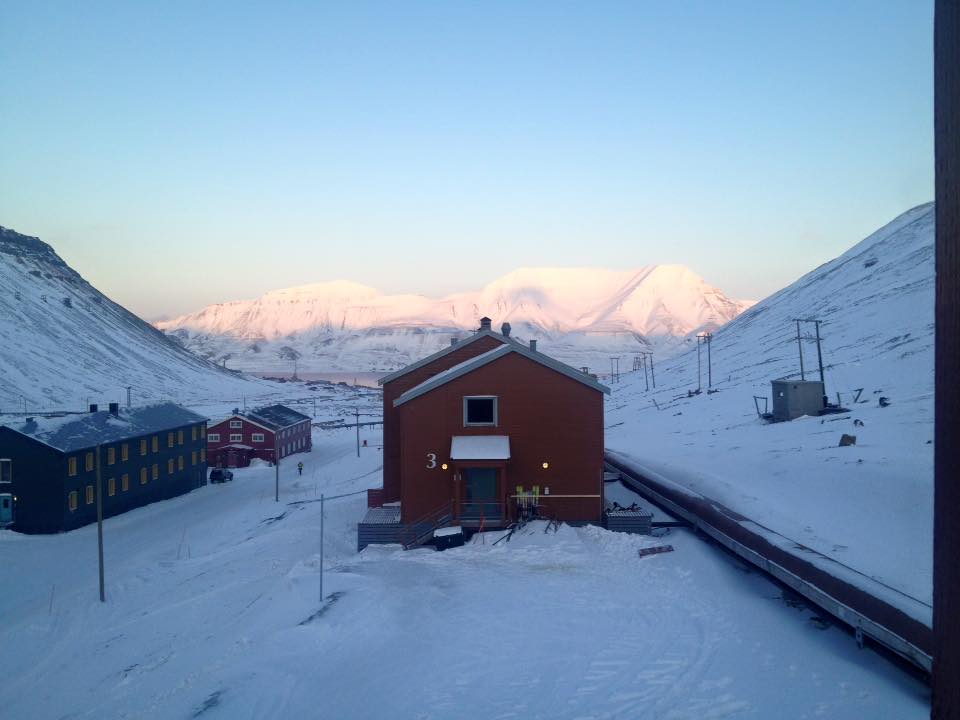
<box><xmin>252</xmin><ymin>433</ymin><xmax>265</xmax><ymax>443</ymax></box>
<box><xmin>463</xmin><ymin>396</ymin><xmax>498</xmax><ymax>427</ymax></box>
<box><xmin>0</xmin><ymin>458</ymin><xmax>11</xmax><ymax>484</ymax></box>
<box><xmin>230</xmin><ymin>420</ymin><xmax>243</xmax><ymax>428</ymax></box>
<box><xmin>230</xmin><ymin>433</ymin><xmax>243</xmax><ymax>443</ymax></box>
<box><xmin>207</xmin><ymin>433</ymin><xmax>220</xmax><ymax>442</ymax></box>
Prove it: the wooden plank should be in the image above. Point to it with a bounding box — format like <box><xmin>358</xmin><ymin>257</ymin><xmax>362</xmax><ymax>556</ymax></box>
<box><xmin>638</xmin><ymin>545</ymin><xmax>674</xmax><ymax>558</ymax></box>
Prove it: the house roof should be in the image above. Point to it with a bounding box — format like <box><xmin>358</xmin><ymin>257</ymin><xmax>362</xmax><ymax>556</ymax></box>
<box><xmin>4</xmin><ymin>402</ymin><xmax>207</xmax><ymax>453</ymax></box>
<box><xmin>246</xmin><ymin>404</ymin><xmax>311</xmax><ymax>430</ymax></box>
<box><xmin>208</xmin><ymin>414</ymin><xmax>277</xmax><ymax>434</ymax></box>
<box><xmin>393</xmin><ymin>342</ymin><xmax>610</xmax><ymax>407</ymax></box>
<box><xmin>450</xmin><ymin>435</ymin><xmax>511</xmax><ymax>460</ymax></box>
<box><xmin>377</xmin><ymin>329</ymin><xmax>511</xmax><ymax>385</ymax></box>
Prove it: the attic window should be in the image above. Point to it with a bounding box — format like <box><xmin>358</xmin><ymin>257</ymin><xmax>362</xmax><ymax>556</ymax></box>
<box><xmin>464</xmin><ymin>396</ymin><xmax>497</xmax><ymax>426</ymax></box>
<box><xmin>230</xmin><ymin>420</ymin><xmax>243</xmax><ymax>429</ymax></box>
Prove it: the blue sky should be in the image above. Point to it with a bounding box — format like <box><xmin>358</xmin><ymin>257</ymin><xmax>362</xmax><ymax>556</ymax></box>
<box><xmin>0</xmin><ymin>1</ymin><xmax>933</xmax><ymax>318</ymax></box>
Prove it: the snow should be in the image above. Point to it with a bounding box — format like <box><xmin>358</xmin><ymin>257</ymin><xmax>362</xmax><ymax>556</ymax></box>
<box><xmin>0</xmin><ymin>427</ymin><xmax>930</xmax><ymax>718</ymax></box>
<box><xmin>450</xmin><ymin>435</ymin><xmax>511</xmax><ymax>460</ymax></box>
<box><xmin>433</xmin><ymin>525</ymin><xmax>463</xmax><ymax>537</ymax></box>
<box><xmin>605</xmin><ymin>202</ymin><xmax>935</xmax><ymax>610</ymax></box>
<box><xmin>156</xmin><ymin>264</ymin><xmax>753</xmax><ymax>375</ymax></box>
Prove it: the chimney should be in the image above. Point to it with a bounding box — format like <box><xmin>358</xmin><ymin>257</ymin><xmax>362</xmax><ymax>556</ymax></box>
<box><xmin>529</xmin><ymin>339</ymin><xmax>537</xmax><ymax>352</ymax></box>
<box><xmin>450</xmin><ymin>337</ymin><xmax>459</xmax><ymax>347</ymax></box>
<box><xmin>25</xmin><ymin>417</ymin><xmax>34</xmax><ymax>424</ymax></box>
<box><xmin>479</xmin><ymin>317</ymin><xmax>492</xmax><ymax>332</ymax></box>
<box><xmin>581</xmin><ymin>366</ymin><xmax>590</xmax><ymax>374</ymax></box>
<box><xmin>501</xmin><ymin>322</ymin><xmax>511</xmax><ymax>337</ymax></box>
<box><xmin>108</xmin><ymin>402</ymin><xmax>119</xmax><ymax>417</ymax></box>
<box><xmin>89</xmin><ymin>404</ymin><xmax>98</xmax><ymax>413</ymax></box>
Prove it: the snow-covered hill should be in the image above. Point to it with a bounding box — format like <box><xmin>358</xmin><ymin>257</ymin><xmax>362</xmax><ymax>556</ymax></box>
<box><xmin>157</xmin><ymin>265</ymin><xmax>752</xmax><ymax>374</ymax></box>
<box><xmin>605</xmin><ymin>202</ymin><xmax>935</xmax><ymax>605</ymax></box>
<box><xmin>0</xmin><ymin>227</ymin><xmax>264</xmax><ymax>411</ymax></box>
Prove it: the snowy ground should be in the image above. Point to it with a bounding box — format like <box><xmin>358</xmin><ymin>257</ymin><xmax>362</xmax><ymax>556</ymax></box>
<box><xmin>0</xmin><ymin>428</ymin><xmax>929</xmax><ymax>719</ymax></box>
<box><xmin>606</xmin><ymin>204</ymin><xmax>934</xmax><ymax>613</ymax></box>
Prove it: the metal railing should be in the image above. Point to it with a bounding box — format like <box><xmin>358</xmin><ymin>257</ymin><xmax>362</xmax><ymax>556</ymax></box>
<box><xmin>400</xmin><ymin>501</ymin><xmax>453</xmax><ymax>549</ymax></box>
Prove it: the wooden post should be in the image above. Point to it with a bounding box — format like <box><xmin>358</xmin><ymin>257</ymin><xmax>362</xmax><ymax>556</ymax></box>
<box><xmin>933</xmin><ymin>0</ymin><xmax>960</xmax><ymax>716</ymax></box>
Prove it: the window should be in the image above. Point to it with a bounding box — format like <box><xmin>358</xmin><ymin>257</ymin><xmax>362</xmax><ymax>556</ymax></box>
<box><xmin>85</xmin><ymin>485</ymin><xmax>94</xmax><ymax>505</ymax></box>
<box><xmin>0</xmin><ymin>459</ymin><xmax>11</xmax><ymax>484</ymax></box>
<box><xmin>152</xmin><ymin>464</ymin><xmax>159</xmax><ymax>481</ymax></box>
<box><xmin>200</xmin><ymin>448</ymin><xmax>206</xmax><ymax>463</ymax></box>
<box><xmin>191</xmin><ymin>426</ymin><xmax>197</xmax><ymax>441</ymax></box>
<box><xmin>122</xmin><ymin>473</ymin><xmax>129</xmax><ymax>491</ymax></box>
<box><xmin>230</xmin><ymin>434</ymin><xmax>243</xmax><ymax>442</ymax></box>
<box><xmin>68</xmin><ymin>457</ymin><xmax>77</xmax><ymax>476</ymax></box>
<box><xmin>252</xmin><ymin>433</ymin><xmax>264</xmax><ymax>443</ymax></box>
<box><xmin>108</xmin><ymin>477</ymin><xmax>116</xmax><ymax>496</ymax></box>
<box><xmin>208</xmin><ymin>433</ymin><xmax>220</xmax><ymax>442</ymax></box>
<box><xmin>140</xmin><ymin>439</ymin><xmax>147</xmax><ymax>456</ymax></box>
<box><xmin>167</xmin><ymin>432</ymin><xmax>174</xmax><ymax>448</ymax></box>
<box><xmin>178</xmin><ymin>456</ymin><xmax>184</xmax><ymax>471</ymax></box>
<box><xmin>191</xmin><ymin>451</ymin><xmax>197</xmax><ymax>465</ymax></box>
<box><xmin>167</xmin><ymin>459</ymin><xmax>174</xmax><ymax>475</ymax></box>
<box><xmin>178</xmin><ymin>430</ymin><xmax>184</xmax><ymax>445</ymax></box>
<box><xmin>68</xmin><ymin>491</ymin><xmax>78</xmax><ymax>512</ymax></box>
<box><xmin>464</xmin><ymin>396</ymin><xmax>498</xmax><ymax>426</ymax></box>
<box><xmin>200</xmin><ymin>424</ymin><xmax>206</xmax><ymax>438</ymax></box>
<box><xmin>230</xmin><ymin>420</ymin><xmax>242</xmax><ymax>429</ymax></box>
<box><xmin>140</xmin><ymin>468</ymin><xmax>148</xmax><ymax>485</ymax></box>
<box><xmin>107</xmin><ymin>447</ymin><xmax>115</xmax><ymax>465</ymax></box>
<box><xmin>121</xmin><ymin>443</ymin><xmax>129</xmax><ymax>462</ymax></box>
<box><xmin>152</xmin><ymin>436</ymin><xmax>159</xmax><ymax>453</ymax></box>
<box><xmin>85</xmin><ymin>452</ymin><xmax>95</xmax><ymax>472</ymax></box>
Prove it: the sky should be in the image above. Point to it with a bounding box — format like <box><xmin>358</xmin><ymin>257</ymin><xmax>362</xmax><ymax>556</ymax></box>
<box><xmin>0</xmin><ymin>1</ymin><xmax>933</xmax><ymax>320</ymax></box>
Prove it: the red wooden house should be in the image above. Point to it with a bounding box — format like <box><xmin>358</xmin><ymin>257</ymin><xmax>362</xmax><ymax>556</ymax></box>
<box><xmin>360</xmin><ymin>318</ymin><xmax>609</xmax><ymax>548</ymax></box>
<box><xmin>207</xmin><ymin>404</ymin><xmax>311</xmax><ymax>468</ymax></box>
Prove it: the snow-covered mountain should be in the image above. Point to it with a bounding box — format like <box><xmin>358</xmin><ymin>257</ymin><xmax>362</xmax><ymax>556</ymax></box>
<box><xmin>157</xmin><ymin>265</ymin><xmax>753</xmax><ymax>373</ymax></box>
<box><xmin>605</xmin><ymin>202</ymin><xmax>935</xmax><ymax>604</ymax></box>
<box><xmin>0</xmin><ymin>226</ymin><xmax>263</xmax><ymax>411</ymax></box>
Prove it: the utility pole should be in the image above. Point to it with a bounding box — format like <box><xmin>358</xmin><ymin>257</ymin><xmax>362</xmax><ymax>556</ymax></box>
<box><xmin>96</xmin><ymin>445</ymin><xmax>105</xmax><ymax>603</ymax></box>
<box><xmin>648</xmin><ymin>352</ymin><xmax>655</xmax><ymax>388</ymax></box>
<box><xmin>274</xmin><ymin>434</ymin><xmax>279</xmax><ymax>503</ymax></box>
<box><xmin>642</xmin><ymin>355</ymin><xmax>649</xmax><ymax>391</ymax></box>
<box><xmin>796</xmin><ymin>320</ymin><xmax>806</xmax><ymax>380</ymax></box>
<box><xmin>312</xmin><ymin>397</ymin><xmax>317</xmax><ymax>418</ymax></box>
<box><xmin>319</xmin><ymin>493</ymin><xmax>325</xmax><ymax>604</ymax></box>
<box><xmin>696</xmin><ymin>337</ymin><xmax>702</xmax><ymax>393</ymax></box>
<box><xmin>355</xmin><ymin>408</ymin><xmax>360</xmax><ymax>457</ymax></box>
<box><xmin>814</xmin><ymin>320</ymin><xmax>825</xmax><ymax>383</ymax></box>
<box><xmin>705</xmin><ymin>332</ymin><xmax>713</xmax><ymax>390</ymax></box>
<box><xmin>126</xmin><ymin>386</ymin><xmax>131</xmax><ymax>409</ymax></box>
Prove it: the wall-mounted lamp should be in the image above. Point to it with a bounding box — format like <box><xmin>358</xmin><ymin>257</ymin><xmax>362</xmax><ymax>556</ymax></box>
<box><xmin>541</xmin><ymin>462</ymin><xmax>549</xmax><ymax>470</ymax></box>
<box><xmin>441</xmin><ymin>463</ymin><xmax>449</xmax><ymax>470</ymax></box>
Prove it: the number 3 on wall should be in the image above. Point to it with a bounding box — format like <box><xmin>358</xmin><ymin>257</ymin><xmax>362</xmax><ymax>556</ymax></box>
<box><xmin>426</xmin><ymin>453</ymin><xmax>437</xmax><ymax>469</ymax></box>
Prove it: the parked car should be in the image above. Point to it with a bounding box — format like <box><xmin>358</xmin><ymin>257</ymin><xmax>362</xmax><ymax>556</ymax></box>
<box><xmin>209</xmin><ymin>468</ymin><xmax>234</xmax><ymax>483</ymax></box>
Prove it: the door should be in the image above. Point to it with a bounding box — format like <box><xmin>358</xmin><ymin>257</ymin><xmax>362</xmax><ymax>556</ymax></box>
<box><xmin>0</xmin><ymin>494</ymin><xmax>13</xmax><ymax>524</ymax></box>
<box><xmin>462</xmin><ymin>468</ymin><xmax>500</xmax><ymax>522</ymax></box>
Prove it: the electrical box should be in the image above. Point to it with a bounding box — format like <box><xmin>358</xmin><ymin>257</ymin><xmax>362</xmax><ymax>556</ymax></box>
<box><xmin>771</xmin><ymin>380</ymin><xmax>826</xmax><ymax>421</ymax></box>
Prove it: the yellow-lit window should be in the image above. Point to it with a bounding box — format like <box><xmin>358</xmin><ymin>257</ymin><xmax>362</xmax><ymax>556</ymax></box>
<box><xmin>108</xmin><ymin>478</ymin><xmax>116</xmax><ymax>496</ymax></box>
<box><xmin>68</xmin><ymin>491</ymin><xmax>78</xmax><ymax>511</ymax></box>
<box><xmin>85</xmin><ymin>452</ymin><xmax>94</xmax><ymax>472</ymax></box>
<box><xmin>107</xmin><ymin>447</ymin><xmax>115</xmax><ymax>465</ymax></box>
<box><xmin>191</xmin><ymin>426</ymin><xmax>197</xmax><ymax>441</ymax></box>
<box><xmin>178</xmin><ymin>430</ymin><xmax>184</xmax><ymax>445</ymax></box>
<box><xmin>152</xmin><ymin>436</ymin><xmax>159</xmax><ymax>453</ymax></box>
<box><xmin>140</xmin><ymin>438</ymin><xmax>147</xmax><ymax>456</ymax></box>
<box><xmin>140</xmin><ymin>468</ymin><xmax>148</xmax><ymax>485</ymax></box>
<box><xmin>121</xmin><ymin>444</ymin><xmax>129</xmax><ymax>462</ymax></box>
<box><xmin>200</xmin><ymin>424</ymin><xmax>206</xmax><ymax>439</ymax></box>
<box><xmin>178</xmin><ymin>456</ymin><xmax>184</xmax><ymax>471</ymax></box>
<box><xmin>167</xmin><ymin>432</ymin><xmax>174</xmax><ymax>448</ymax></box>
<box><xmin>167</xmin><ymin>459</ymin><xmax>174</xmax><ymax>475</ymax></box>
<box><xmin>85</xmin><ymin>485</ymin><xmax>94</xmax><ymax>505</ymax></box>
<box><xmin>191</xmin><ymin>451</ymin><xmax>197</xmax><ymax>466</ymax></box>
<box><xmin>122</xmin><ymin>474</ymin><xmax>129</xmax><ymax>491</ymax></box>
<box><xmin>152</xmin><ymin>464</ymin><xmax>159</xmax><ymax>480</ymax></box>
<box><xmin>200</xmin><ymin>448</ymin><xmax>206</xmax><ymax>463</ymax></box>
<box><xmin>68</xmin><ymin>457</ymin><xmax>77</xmax><ymax>476</ymax></box>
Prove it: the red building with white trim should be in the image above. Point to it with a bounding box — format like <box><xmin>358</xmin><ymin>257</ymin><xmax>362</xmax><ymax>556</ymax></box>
<box><xmin>207</xmin><ymin>404</ymin><xmax>312</xmax><ymax>468</ymax></box>
<box><xmin>360</xmin><ymin>318</ymin><xmax>609</xmax><ymax>548</ymax></box>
